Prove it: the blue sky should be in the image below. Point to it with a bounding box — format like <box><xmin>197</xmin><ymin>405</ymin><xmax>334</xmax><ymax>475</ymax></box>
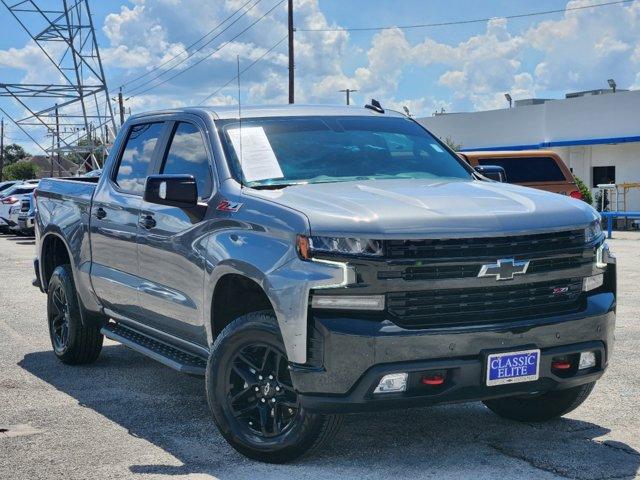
<box><xmin>1</xmin><ymin>0</ymin><xmax>639</xmax><ymax>148</ymax></box>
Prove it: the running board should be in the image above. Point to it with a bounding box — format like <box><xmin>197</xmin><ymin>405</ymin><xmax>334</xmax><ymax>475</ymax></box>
<box><xmin>101</xmin><ymin>323</ymin><xmax>207</xmax><ymax>376</ymax></box>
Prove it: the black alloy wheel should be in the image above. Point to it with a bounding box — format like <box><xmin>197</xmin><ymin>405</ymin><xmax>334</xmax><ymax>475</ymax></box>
<box><xmin>49</xmin><ymin>283</ymin><xmax>70</xmax><ymax>353</ymax></box>
<box><xmin>46</xmin><ymin>264</ymin><xmax>103</xmax><ymax>364</ymax></box>
<box><xmin>206</xmin><ymin>311</ymin><xmax>342</xmax><ymax>463</ymax></box>
<box><xmin>227</xmin><ymin>343</ymin><xmax>299</xmax><ymax>437</ymax></box>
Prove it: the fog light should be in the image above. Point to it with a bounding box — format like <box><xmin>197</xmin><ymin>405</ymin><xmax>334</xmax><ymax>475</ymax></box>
<box><xmin>579</xmin><ymin>351</ymin><xmax>597</xmax><ymax>370</ymax></box>
<box><xmin>311</xmin><ymin>294</ymin><xmax>385</xmax><ymax>310</ymax></box>
<box><xmin>373</xmin><ymin>373</ymin><xmax>407</xmax><ymax>394</ymax></box>
<box><xmin>583</xmin><ymin>274</ymin><xmax>603</xmax><ymax>292</ymax></box>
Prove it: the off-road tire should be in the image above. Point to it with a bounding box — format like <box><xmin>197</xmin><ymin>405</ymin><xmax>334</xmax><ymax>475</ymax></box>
<box><xmin>206</xmin><ymin>311</ymin><xmax>342</xmax><ymax>463</ymax></box>
<box><xmin>483</xmin><ymin>382</ymin><xmax>596</xmax><ymax>422</ymax></box>
<box><xmin>47</xmin><ymin>264</ymin><xmax>103</xmax><ymax>364</ymax></box>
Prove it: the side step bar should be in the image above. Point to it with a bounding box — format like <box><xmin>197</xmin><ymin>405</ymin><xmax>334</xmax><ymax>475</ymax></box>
<box><xmin>101</xmin><ymin>323</ymin><xmax>207</xmax><ymax>376</ymax></box>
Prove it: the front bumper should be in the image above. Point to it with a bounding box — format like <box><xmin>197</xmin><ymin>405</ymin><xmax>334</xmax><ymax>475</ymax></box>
<box><xmin>292</xmin><ymin>292</ymin><xmax>615</xmax><ymax>413</ymax></box>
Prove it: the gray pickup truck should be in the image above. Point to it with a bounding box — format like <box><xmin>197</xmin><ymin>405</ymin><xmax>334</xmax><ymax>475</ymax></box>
<box><xmin>34</xmin><ymin>104</ymin><xmax>616</xmax><ymax>463</ymax></box>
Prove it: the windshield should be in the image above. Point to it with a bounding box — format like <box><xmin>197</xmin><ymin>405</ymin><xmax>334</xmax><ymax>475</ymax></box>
<box><xmin>217</xmin><ymin>115</ymin><xmax>472</xmax><ymax>186</ymax></box>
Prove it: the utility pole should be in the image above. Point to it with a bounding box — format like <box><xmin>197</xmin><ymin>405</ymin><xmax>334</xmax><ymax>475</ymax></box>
<box><xmin>50</xmin><ymin>130</ymin><xmax>55</xmax><ymax>177</ymax></box>
<box><xmin>55</xmin><ymin>104</ymin><xmax>61</xmax><ymax>177</ymax></box>
<box><xmin>0</xmin><ymin>118</ymin><xmax>4</xmax><ymax>182</ymax></box>
<box><xmin>118</xmin><ymin>89</ymin><xmax>125</xmax><ymax>126</ymax></box>
<box><xmin>287</xmin><ymin>0</ymin><xmax>295</xmax><ymax>104</ymax></box>
<box><xmin>339</xmin><ymin>88</ymin><xmax>357</xmax><ymax>106</ymax></box>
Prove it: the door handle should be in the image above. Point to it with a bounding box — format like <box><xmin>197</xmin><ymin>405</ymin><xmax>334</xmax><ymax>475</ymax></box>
<box><xmin>94</xmin><ymin>207</ymin><xmax>107</xmax><ymax>220</ymax></box>
<box><xmin>139</xmin><ymin>214</ymin><xmax>156</xmax><ymax>230</ymax></box>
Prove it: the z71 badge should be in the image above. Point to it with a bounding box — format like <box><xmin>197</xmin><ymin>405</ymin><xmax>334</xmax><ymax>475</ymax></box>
<box><xmin>216</xmin><ymin>200</ymin><xmax>243</xmax><ymax>212</ymax></box>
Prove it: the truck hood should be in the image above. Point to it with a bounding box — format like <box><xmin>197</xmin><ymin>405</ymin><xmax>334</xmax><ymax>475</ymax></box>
<box><xmin>246</xmin><ymin>178</ymin><xmax>598</xmax><ymax>238</ymax></box>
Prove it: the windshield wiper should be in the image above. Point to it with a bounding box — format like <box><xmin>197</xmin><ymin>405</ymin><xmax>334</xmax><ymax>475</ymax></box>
<box><xmin>249</xmin><ymin>181</ymin><xmax>308</xmax><ymax>190</ymax></box>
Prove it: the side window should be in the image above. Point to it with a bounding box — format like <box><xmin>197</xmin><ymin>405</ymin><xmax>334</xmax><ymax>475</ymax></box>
<box><xmin>477</xmin><ymin>157</ymin><xmax>566</xmax><ymax>183</ymax></box>
<box><xmin>115</xmin><ymin>122</ymin><xmax>164</xmax><ymax>195</ymax></box>
<box><xmin>161</xmin><ymin>122</ymin><xmax>213</xmax><ymax>199</ymax></box>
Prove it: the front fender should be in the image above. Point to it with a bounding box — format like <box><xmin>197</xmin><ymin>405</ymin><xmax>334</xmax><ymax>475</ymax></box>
<box><xmin>204</xmin><ymin>230</ymin><xmax>347</xmax><ymax>364</ymax></box>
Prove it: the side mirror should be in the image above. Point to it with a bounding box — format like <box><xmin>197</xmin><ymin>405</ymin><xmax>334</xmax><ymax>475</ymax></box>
<box><xmin>474</xmin><ymin>165</ymin><xmax>507</xmax><ymax>183</ymax></box>
<box><xmin>144</xmin><ymin>174</ymin><xmax>198</xmax><ymax>208</ymax></box>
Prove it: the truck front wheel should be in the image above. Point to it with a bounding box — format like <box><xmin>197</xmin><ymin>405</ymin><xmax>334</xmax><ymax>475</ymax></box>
<box><xmin>47</xmin><ymin>265</ymin><xmax>103</xmax><ymax>364</ymax></box>
<box><xmin>206</xmin><ymin>311</ymin><xmax>342</xmax><ymax>463</ymax></box>
<box><xmin>483</xmin><ymin>382</ymin><xmax>596</xmax><ymax>422</ymax></box>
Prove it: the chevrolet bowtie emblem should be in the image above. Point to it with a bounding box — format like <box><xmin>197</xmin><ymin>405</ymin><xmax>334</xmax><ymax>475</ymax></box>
<box><xmin>478</xmin><ymin>258</ymin><xmax>530</xmax><ymax>281</ymax></box>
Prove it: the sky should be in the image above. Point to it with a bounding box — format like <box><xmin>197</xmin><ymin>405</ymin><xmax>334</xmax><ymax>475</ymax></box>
<box><xmin>1</xmin><ymin>0</ymin><xmax>639</xmax><ymax>151</ymax></box>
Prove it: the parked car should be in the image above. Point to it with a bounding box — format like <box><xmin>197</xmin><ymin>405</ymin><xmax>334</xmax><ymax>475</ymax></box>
<box><xmin>81</xmin><ymin>169</ymin><xmax>102</xmax><ymax>178</ymax></box>
<box><xmin>16</xmin><ymin>192</ymin><xmax>36</xmax><ymax>236</ymax></box>
<box><xmin>34</xmin><ymin>105</ymin><xmax>615</xmax><ymax>463</ymax></box>
<box><xmin>0</xmin><ymin>183</ymin><xmax>38</xmax><ymax>233</ymax></box>
<box><xmin>0</xmin><ymin>180</ymin><xmax>22</xmax><ymax>194</ymax></box>
<box><xmin>458</xmin><ymin>150</ymin><xmax>582</xmax><ymax>199</ymax></box>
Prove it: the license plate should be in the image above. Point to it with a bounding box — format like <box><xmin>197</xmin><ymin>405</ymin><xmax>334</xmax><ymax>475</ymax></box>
<box><xmin>486</xmin><ymin>349</ymin><xmax>540</xmax><ymax>386</ymax></box>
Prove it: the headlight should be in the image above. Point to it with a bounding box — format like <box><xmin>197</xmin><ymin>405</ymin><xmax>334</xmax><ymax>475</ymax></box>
<box><xmin>585</xmin><ymin>220</ymin><xmax>602</xmax><ymax>243</ymax></box>
<box><xmin>296</xmin><ymin>235</ymin><xmax>383</xmax><ymax>259</ymax></box>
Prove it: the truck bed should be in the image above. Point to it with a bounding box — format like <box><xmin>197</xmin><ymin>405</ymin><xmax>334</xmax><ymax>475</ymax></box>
<box><xmin>36</xmin><ymin>177</ymin><xmax>97</xmax><ymax>246</ymax></box>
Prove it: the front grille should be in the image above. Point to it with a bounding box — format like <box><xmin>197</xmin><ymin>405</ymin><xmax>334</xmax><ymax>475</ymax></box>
<box><xmin>386</xmin><ymin>229</ymin><xmax>585</xmax><ymax>260</ymax></box>
<box><xmin>386</xmin><ymin>278</ymin><xmax>584</xmax><ymax>329</ymax></box>
<box><xmin>379</xmin><ymin>255</ymin><xmax>593</xmax><ymax>281</ymax></box>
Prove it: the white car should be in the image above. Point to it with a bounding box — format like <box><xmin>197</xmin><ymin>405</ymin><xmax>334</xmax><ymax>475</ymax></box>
<box><xmin>0</xmin><ymin>183</ymin><xmax>38</xmax><ymax>233</ymax></box>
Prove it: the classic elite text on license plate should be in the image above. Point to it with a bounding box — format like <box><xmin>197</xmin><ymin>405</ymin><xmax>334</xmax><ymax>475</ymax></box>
<box><xmin>486</xmin><ymin>349</ymin><xmax>540</xmax><ymax>386</ymax></box>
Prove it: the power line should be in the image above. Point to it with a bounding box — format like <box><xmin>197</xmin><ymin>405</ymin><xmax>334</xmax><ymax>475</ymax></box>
<box><xmin>128</xmin><ymin>0</ymin><xmax>285</xmax><ymax>99</ymax></box>
<box><xmin>200</xmin><ymin>34</ymin><xmax>288</xmax><ymax>104</ymax></box>
<box><xmin>126</xmin><ymin>0</ymin><xmax>265</xmax><ymax>96</ymax></box>
<box><xmin>297</xmin><ymin>0</ymin><xmax>635</xmax><ymax>32</ymax></box>
<box><xmin>120</xmin><ymin>0</ymin><xmax>260</xmax><ymax>91</ymax></box>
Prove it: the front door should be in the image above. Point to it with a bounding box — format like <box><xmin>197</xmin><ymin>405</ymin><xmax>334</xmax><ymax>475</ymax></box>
<box><xmin>90</xmin><ymin>121</ymin><xmax>167</xmax><ymax>320</ymax></box>
<box><xmin>136</xmin><ymin>119</ymin><xmax>214</xmax><ymax>345</ymax></box>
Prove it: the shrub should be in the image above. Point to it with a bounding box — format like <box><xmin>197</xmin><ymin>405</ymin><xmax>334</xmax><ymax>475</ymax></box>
<box><xmin>3</xmin><ymin>161</ymin><xmax>39</xmax><ymax>180</ymax></box>
<box><xmin>574</xmin><ymin>176</ymin><xmax>593</xmax><ymax>205</ymax></box>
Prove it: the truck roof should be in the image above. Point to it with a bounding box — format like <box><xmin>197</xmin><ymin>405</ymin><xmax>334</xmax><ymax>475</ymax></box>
<box><xmin>130</xmin><ymin>104</ymin><xmax>407</xmax><ymax>121</ymax></box>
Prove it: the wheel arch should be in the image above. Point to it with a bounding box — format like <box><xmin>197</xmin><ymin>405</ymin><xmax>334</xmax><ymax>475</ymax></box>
<box><xmin>40</xmin><ymin>230</ymin><xmax>107</xmax><ymax>328</ymax></box>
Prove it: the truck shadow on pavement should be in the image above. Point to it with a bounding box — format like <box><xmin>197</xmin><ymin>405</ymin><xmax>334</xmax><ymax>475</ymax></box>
<box><xmin>19</xmin><ymin>345</ymin><xmax>640</xmax><ymax>480</ymax></box>
<box><xmin>2</xmin><ymin>234</ymin><xmax>35</xmax><ymax>245</ymax></box>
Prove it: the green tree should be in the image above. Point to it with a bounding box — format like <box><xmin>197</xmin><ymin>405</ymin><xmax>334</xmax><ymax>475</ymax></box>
<box><xmin>2</xmin><ymin>143</ymin><xmax>28</xmax><ymax>165</ymax></box>
<box><xmin>3</xmin><ymin>161</ymin><xmax>38</xmax><ymax>180</ymax></box>
<box><xmin>574</xmin><ymin>176</ymin><xmax>593</xmax><ymax>205</ymax></box>
<box><xmin>442</xmin><ymin>136</ymin><xmax>462</xmax><ymax>151</ymax></box>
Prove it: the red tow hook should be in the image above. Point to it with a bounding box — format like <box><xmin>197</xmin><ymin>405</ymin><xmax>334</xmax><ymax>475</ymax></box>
<box><xmin>551</xmin><ymin>360</ymin><xmax>572</xmax><ymax>370</ymax></box>
<box><xmin>421</xmin><ymin>373</ymin><xmax>445</xmax><ymax>386</ymax></box>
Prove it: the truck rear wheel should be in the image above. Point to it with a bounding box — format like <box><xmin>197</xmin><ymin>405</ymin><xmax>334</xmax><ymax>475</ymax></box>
<box><xmin>47</xmin><ymin>265</ymin><xmax>103</xmax><ymax>364</ymax></box>
<box><xmin>483</xmin><ymin>382</ymin><xmax>596</xmax><ymax>422</ymax></box>
<box><xmin>206</xmin><ymin>311</ymin><xmax>342</xmax><ymax>463</ymax></box>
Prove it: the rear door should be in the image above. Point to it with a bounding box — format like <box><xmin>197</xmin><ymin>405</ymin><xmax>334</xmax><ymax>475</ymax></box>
<box><xmin>136</xmin><ymin>116</ymin><xmax>214</xmax><ymax>344</ymax></box>
<box><xmin>90</xmin><ymin>120</ymin><xmax>169</xmax><ymax>319</ymax></box>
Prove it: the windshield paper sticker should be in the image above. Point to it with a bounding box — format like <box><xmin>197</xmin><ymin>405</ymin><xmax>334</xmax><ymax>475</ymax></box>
<box><xmin>227</xmin><ymin>127</ymin><xmax>284</xmax><ymax>182</ymax></box>
<box><xmin>430</xmin><ymin>143</ymin><xmax>444</xmax><ymax>153</ymax></box>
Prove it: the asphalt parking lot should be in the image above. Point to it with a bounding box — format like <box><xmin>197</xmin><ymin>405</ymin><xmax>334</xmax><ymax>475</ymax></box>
<box><xmin>0</xmin><ymin>233</ymin><xmax>639</xmax><ymax>480</ymax></box>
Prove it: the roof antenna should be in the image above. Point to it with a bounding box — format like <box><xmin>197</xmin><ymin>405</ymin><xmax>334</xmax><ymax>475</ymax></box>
<box><xmin>236</xmin><ymin>54</ymin><xmax>244</xmax><ymax>189</ymax></box>
<box><xmin>365</xmin><ymin>98</ymin><xmax>385</xmax><ymax>114</ymax></box>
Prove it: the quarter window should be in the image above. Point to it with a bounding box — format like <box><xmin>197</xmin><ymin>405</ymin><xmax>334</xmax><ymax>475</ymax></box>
<box><xmin>115</xmin><ymin>122</ymin><xmax>164</xmax><ymax>195</ymax></box>
<box><xmin>162</xmin><ymin>122</ymin><xmax>213</xmax><ymax>199</ymax></box>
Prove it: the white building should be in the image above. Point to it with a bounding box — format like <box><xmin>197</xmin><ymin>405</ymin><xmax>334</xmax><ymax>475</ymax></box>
<box><xmin>419</xmin><ymin>89</ymin><xmax>640</xmax><ymax>211</ymax></box>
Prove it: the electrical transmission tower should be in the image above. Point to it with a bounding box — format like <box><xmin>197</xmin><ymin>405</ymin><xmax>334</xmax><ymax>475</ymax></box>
<box><xmin>0</xmin><ymin>0</ymin><xmax>116</xmax><ymax>173</ymax></box>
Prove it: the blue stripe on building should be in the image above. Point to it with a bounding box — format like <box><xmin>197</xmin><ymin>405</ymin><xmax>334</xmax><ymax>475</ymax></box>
<box><xmin>459</xmin><ymin>134</ymin><xmax>640</xmax><ymax>152</ymax></box>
